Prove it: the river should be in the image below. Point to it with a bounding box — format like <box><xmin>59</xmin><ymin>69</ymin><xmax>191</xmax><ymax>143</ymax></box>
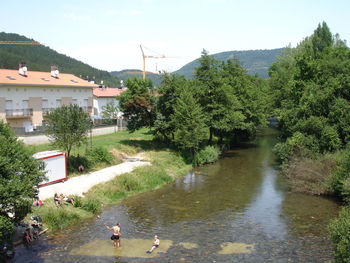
<box><xmin>13</xmin><ymin>129</ymin><xmax>339</xmax><ymax>262</ymax></box>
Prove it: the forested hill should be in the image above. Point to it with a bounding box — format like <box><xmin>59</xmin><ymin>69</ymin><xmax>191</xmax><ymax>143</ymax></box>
<box><xmin>110</xmin><ymin>69</ymin><xmax>164</xmax><ymax>86</ymax></box>
<box><xmin>0</xmin><ymin>32</ymin><xmax>118</xmax><ymax>87</ymax></box>
<box><xmin>174</xmin><ymin>48</ymin><xmax>284</xmax><ymax>78</ymax></box>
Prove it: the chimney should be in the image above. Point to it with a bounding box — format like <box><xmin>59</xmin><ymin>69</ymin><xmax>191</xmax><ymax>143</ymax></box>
<box><xmin>19</xmin><ymin>62</ymin><xmax>28</xmax><ymax>77</ymax></box>
<box><xmin>51</xmin><ymin>65</ymin><xmax>59</xmax><ymax>78</ymax></box>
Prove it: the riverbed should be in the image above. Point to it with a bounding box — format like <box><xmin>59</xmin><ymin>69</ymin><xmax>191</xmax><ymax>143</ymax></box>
<box><xmin>13</xmin><ymin>130</ymin><xmax>339</xmax><ymax>262</ymax></box>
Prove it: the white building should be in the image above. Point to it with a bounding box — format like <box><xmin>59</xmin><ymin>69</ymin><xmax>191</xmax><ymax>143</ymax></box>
<box><xmin>0</xmin><ymin>68</ymin><xmax>98</xmax><ymax>131</ymax></box>
<box><xmin>93</xmin><ymin>86</ymin><xmax>126</xmax><ymax>118</ymax></box>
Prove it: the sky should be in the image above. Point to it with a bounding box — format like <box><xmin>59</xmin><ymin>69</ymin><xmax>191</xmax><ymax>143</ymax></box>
<box><xmin>0</xmin><ymin>0</ymin><xmax>349</xmax><ymax>73</ymax></box>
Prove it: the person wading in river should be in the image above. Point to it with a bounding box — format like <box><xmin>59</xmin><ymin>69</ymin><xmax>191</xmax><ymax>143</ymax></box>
<box><xmin>106</xmin><ymin>223</ymin><xmax>121</xmax><ymax>248</ymax></box>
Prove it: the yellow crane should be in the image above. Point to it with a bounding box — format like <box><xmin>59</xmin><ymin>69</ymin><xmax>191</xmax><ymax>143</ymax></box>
<box><xmin>140</xmin><ymin>45</ymin><xmax>177</xmax><ymax>80</ymax></box>
<box><xmin>0</xmin><ymin>41</ymin><xmax>41</xmax><ymax>45</ymax></box>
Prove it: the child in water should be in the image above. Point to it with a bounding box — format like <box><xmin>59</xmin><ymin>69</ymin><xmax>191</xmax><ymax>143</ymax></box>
<box><xmin>146</xmin><ymin>235</ymin><xmax>159</xmax><ymax>254</ymax></box>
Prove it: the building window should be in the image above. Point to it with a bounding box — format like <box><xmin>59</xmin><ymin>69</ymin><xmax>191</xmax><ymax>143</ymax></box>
<box><xmin>56</xmin><ymin>99</ymin><xmax>61</xmax><ymax>108</ymax></box>
<box><xmin>5</xmin><ymin>100</ymin><xmax>13</xmax><ymax>110</ymax></box>
<box><xmin>22</xmin><ymin>100</ymin><xmax>29</xmax><ymax>109</ymax></box>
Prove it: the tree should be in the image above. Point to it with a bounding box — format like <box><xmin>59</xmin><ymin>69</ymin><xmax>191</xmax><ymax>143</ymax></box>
<box><xmin>0</xmin><ymin>121</ymin><xmax>45</xmax><ymax>244</ymax></box>
<box><xmin>171</xmin><ymin>86</ymin><xmax>208</xmax><ymax>154</ymax></box>
<box><xmin>154</xmin><ymin>74</ymin><xmax>188</xmax><ymax>141</ymax></box>
<box><xmin>45</xmin><ymin>104</ymin><xmax>91</xmax><ymax>157</ymax></box>
<box><xmin>119</xmin><ymin>78</ymin><xmax>156</xmax><ymax>132</ymax></box>
<box><xmin>101</xmin><ymin>101</ymin><xmax>120</xmax><ymax>125</ymax></box>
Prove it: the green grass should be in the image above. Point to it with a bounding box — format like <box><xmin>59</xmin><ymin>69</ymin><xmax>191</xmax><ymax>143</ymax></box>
<box><xmin>28</xmin><ymin>129</ymin><xmax>192</xmax><ymax>231</ymax></box>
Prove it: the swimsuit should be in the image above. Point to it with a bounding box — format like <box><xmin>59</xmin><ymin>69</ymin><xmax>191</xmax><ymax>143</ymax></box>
<box><xmin>111</xmin><ymin>234</ymin><xmax>120</xmax><ymax>240</ymax></box>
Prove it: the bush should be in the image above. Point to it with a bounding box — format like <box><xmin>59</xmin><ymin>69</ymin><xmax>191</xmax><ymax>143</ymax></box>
<box><xmin>86</xmin><ymin>146</ymin><xmax>114</xmax><ymax>165</ymax></box>
<box><xmin>329</xmin><ymin>207</ymin><xmax>350</xmax><ymax>263</ymax></box>
<box><xmin>36</xmin><ymin>206</ymin><xmax>82</xmax><ymax>230</ymax></box>
<box><xmin>193</xmin><ymin>145</ymin><xmax>220</xmax><ymax>166</ymax></box>
<box><xmin>273</xmin><ymin>132</ymin><xmax>319</xmax><ymax>163</ymax></box>
<box><xmin>0</xmin><ymin>216</ymin><xmax>14</xmax><ymax>244</ymax></box>
<box><xmin>330</xmin><ymin>148</ymin><xmax>350</xmax><ymax>201</ymax></box>
<box><xmin>68</xmin><ymin>155</ymin><xmax>91</xmax><ymax>173</ymax></box>
<box><xmin>81</xmin><ymin>198</ymin><xmax>101</xmax><ymax>214</ymax></box>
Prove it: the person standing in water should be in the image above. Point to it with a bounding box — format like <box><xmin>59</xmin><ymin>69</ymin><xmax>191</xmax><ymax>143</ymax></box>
<box><xmin>146</xmin><ymin>235</ymin><xmax>160</xmax><ymax>253</ymax></box>
<box><xmin>106</xmin><ymin>223</ymin><xmax>121</xmax><ymax>248</ymax></box>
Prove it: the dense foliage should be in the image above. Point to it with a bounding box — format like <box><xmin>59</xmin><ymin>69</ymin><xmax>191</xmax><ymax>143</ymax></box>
<box><xmin>45</xmin><ymin>104</ymin><xmax>91</xmax><ymax>157</ymax></box>
<box><xmin>0</xmin><ymin>32</ymin><xmax>119</xmax><ymax>87</ymax></box>
<box><xmin>269</xmin><ymin>22</ymin><xmax>350</xmax><ymax>262</ymax></box>
<box><xmin>0</xmin><ymin>121</ymin><xmax>45</xmax><ymax>244</ymax></box>
<box><xmin>119</xmin><ymin>50</ymin><xmax>269</xmax><ymax>160</ymax></box>
<box><xmin>270</xmin><ymin>22</ymin><xmax>350</xmax><ymax>162</ymax></box>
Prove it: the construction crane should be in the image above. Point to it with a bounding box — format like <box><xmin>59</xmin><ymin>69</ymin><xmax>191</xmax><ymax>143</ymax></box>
<box><xmin>0</xmin><ymin>41</ymin><xmax>41</xmax><ymax>45</ymax></box>
<box><xmin>140</xmin><ymin>45</ymin><xmax>177</xmax><ymax>80</ymax></box>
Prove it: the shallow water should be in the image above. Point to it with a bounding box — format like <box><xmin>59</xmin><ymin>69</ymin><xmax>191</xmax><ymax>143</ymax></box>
<box><xmin>13</xmin><ymin>130</ymin><xmax>339</xmax><ymax>262</ymax></box>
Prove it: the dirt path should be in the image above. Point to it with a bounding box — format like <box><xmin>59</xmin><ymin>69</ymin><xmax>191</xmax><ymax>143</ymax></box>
<box><xmin>38</xmin><ymin>154</ymin><xmax>150</xmax><ymax>201</ymax></box>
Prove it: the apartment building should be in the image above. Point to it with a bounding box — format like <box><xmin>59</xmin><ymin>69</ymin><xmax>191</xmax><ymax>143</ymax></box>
<box><xmin>93</xmin><ymin>86</ymin><xmax>126</xmax><ymax>118</ymax></box>
<box><xmin>0</xmin><ymin>68</ymin><xmax>98</xmax><ymax>132</ymax></box>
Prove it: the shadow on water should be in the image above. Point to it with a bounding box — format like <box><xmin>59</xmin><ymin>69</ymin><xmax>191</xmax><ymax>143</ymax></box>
<box><xmin>13</xmin><ymin>129</ymin><xmax>340</xmax><ymax>262</ymax></box>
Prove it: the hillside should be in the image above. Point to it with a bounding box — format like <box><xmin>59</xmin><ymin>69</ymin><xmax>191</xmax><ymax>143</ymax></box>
<box><xmin>174</xmin><ymin>48</ymin><xmax>284</xmax><ymax>78</ymax></box>
<box><xmin>110</xmin><ymin>69</ymin><xmax>164</xmax><ymax>86</ymax></box>
<box><xmin>0</xmin><ymin>32</ymin><xmax>118</xmax><ymax>87</ymax></box>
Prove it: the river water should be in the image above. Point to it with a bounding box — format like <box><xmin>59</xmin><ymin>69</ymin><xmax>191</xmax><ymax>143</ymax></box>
<box><xmin>13</xmin><ymin>130</ymin><xmax>339</xmax><ymax>262</ymax></box>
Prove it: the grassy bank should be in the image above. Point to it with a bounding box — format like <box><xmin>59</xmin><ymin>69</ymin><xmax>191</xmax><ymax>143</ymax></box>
<box><xmin>27</xmin><ymin>130</ymin><xmax>192</xmax><ymax>231</ymax></box>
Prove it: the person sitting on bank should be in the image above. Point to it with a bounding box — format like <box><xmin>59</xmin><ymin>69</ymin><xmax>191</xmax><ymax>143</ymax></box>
<box><xmin>60</xmin><ymin>194</ymin><xmax>75</xmax><ymax>206</ymax></box>
<box><xmin>106</xmin><ymin>223</ymin><xmax>121</xmax><ymax>248</ymax></box>
<box><xmin>146</xmin><ymin>235</ymin><xmax>160</xmax><ymax>254</ymax></box>
<box><xmin>54</xmin><ymin>193</ymin><xmax>61</xmax><ymax>207</ymax></box>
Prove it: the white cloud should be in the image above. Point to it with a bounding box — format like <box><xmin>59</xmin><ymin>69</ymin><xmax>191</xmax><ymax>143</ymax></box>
<box><xmin>63</xmin><ymin>13</ymin><xmax>91</xmax><ymax>21</ymax></box>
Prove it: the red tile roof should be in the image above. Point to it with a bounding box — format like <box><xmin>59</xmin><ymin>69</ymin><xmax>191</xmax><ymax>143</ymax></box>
<box><xmin>93</xmin><ymin>87</ymin><xmax>126</xmax><ymax>97</ymax></box>
<box><xmin>0</xmin><ymin>69</ymin><xmax>98</xmax><ymax>88</ymax></box>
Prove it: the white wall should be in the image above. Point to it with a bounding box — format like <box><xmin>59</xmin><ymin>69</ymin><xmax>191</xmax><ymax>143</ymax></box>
<box><xmin>93</xmin><ymin>97</ymin><xmax>120</xmax><ymax>116</ymax></box>
<box><xmin>1</xmin><ymin>86</ymin><xmax>92</xmax><ymax>109</ymax></box>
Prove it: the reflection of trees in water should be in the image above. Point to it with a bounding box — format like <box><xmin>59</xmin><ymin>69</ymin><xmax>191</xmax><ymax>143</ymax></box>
<box><xmin>122</xmin><ymin>136</ymin><xmax>276</xmax><ymax>226</ymax></box>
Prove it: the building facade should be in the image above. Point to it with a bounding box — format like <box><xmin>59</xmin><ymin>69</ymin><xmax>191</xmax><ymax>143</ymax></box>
<box><xmin>93</xmin><ymin>86</ymin><xmax>126</xmax><ymax>118</ymax></box>
<box><xmin>0</xmin><ymin>69</ymin><xmax>97</xmax><ymax>131</ymax></box>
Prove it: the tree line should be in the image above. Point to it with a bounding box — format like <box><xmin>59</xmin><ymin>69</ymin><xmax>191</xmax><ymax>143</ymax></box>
<box><xmin>269</xmin><ymin>22</ymin><xmax>350</xmax><ymax>262</ymax></box>
<box><xmin>119</xmin><ymin>50</ymin><xmax>270</xmax><ymax>163</ymax></box>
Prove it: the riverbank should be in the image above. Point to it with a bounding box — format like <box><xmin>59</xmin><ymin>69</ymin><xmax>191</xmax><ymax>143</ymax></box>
<box><xmin>27</xmin><ymin>132</ymin><xmax>192</xmax><ymax>231</ymax></box>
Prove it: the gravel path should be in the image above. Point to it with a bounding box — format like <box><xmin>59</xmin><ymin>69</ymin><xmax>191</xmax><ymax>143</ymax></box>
<box><xmin>38</xmin><ymin>156</ymin><xmax>150</xmax><ymax>201</ymax></box>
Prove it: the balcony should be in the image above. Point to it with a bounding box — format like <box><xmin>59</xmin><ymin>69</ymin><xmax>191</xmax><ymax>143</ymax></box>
<box><xmin>5</xmin><ymin>109</ymin><xmax>33</xmax><ymax>119</ymax></box>
<box><xmin>42</xmin><ymin>108</ymin><xmax>55</xmax><ymax>116</ymax></box>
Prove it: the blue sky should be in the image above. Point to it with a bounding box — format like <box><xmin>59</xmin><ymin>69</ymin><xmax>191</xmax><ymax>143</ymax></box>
<box><xmin>1</xmin><ymin>0</ymin><xmax>349</xmax><ymax>72</ymax></box>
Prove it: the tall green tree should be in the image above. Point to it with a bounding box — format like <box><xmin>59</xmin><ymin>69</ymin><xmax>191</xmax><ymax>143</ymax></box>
<box><xmin>45</xmin><ymin>104</ymin><xmax>91</xmax><ymax>157</ymax></box>
<box><xmin>0</xmin><ymin>121</ymin><xmax>45</xmax><ymax>243</ymax></box>
<box><xmin>270</xmin><ymin>22</ymin><xmax>350</xmax><ymax>160</ymax></box>
<box><xmin>101</xmin><ymin>101</ymin><xmax>120</xmax><ymax>125</ymax></box>
<box><xmin>119</xmin><ymin>78</ymin><xmax>156</xmax><ymax>132</ymax></box>
<box><xmin>154</xmin><ymin>74</ymin><xmax>188</xmax><ymax>141</ymax></box>
<box><xmin>171</xmin><ymin>86</ymin><xmax>208</xmax><ymax>154</ymax></box>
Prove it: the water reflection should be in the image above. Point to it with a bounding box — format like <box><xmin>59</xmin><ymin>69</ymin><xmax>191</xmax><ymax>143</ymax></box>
<box><xmin>244</xmin><ymin>162</ymin><xmax>287</xmax><ymax>240</ymax></box>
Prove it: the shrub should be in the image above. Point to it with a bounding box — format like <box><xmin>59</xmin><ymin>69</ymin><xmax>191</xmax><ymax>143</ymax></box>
<box><xmin>81</xmin><ymin>198</ymin><xmax>101</xmax><ymax>214</ymax></box>
<box><xmin>193</xmin><ymin>145</ymin><xmax>220</xmax><ymax>166</ymax></box>
<box><xmin>86</xmin><ymin>146</ymin><xmax>114</xmax><ymax>165</ymax></box>
<box><xmin>0</xmin><ymin>216</ymin><xmax>14</xmax><ymax>244</ymax></box>
<box><xmin>36</xmin><ymin>206</ymin><xmax>82</xmax><ymax>230</ymax></box>
<box><xmin>329</xmin><ymin>207</ymin><xmax>350</xmax><ymax>263</ymax></box>
<box><xmin>273</xmin><ymin>132</ymin><xmax>319</xmax><ymax>163</ymax></box>
<box><xmin>68</xmin><ymin>155</ymin><xmax>91</xmax><ymax>173</ymax></box>
<box><xmin>330</xmin><ymin>148</ymin><xmax>350</xmax><ymax>201</ymax></box>
<box><xmin>73</xmin><ymin>195</ymin><xmax>83</xmax><ymax>208</ymax></box>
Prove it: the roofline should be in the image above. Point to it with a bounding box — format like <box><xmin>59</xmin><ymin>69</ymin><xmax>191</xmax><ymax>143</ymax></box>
<box><xmin>0</xmin><ymin>83</ymin><xmax>97</xmax><ymax>88</ymax></box>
